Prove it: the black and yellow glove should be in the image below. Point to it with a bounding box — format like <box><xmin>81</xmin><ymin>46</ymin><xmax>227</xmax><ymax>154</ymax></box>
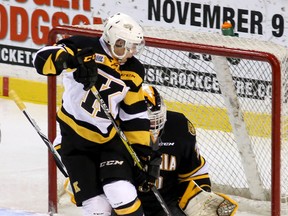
<box><xmin>132</xmin><ymin>144</ymin><xmax>162</xmax><ymax>192</ymax></box>
<box><xmin>55</xmin><ymin>47</ymin><xmax>98</xmax><ymax>91</ymax></box>
<box><xmin>73</xmin><ymin>47</ymin><xmax>98</xmax><ymax>90</ymax></box>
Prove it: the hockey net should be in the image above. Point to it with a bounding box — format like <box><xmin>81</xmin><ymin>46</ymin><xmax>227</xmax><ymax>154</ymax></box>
<box><xmin>47</xmin><ymin>24</ymin><xmax>288</xmax><ymax>215</ymax></box>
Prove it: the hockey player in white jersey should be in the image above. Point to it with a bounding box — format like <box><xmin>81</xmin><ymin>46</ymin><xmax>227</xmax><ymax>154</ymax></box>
<box><xmin>33</xmin><ymin>12</ymin><xmax>161</xmax><ymax>216</ymax></box>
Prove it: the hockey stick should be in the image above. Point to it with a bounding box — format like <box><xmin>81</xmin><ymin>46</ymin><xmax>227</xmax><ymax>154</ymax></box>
<box><xmin>9</xmin><ymin>90</ymin><xmax>69</xmax><ymax>178</ymax></box>
<box><xmin>90</xmin><ymin>86</ymin><xmax>172</xmax><ymax>216</ymax></box>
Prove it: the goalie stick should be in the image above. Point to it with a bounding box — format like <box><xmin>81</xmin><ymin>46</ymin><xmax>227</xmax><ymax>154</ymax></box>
<box><xmin>90</xmin><ymin>86</ymin><xmax>173</xmax><ymax>216</ymax></box>
<box><xmin>9</xmin><ymin>90</ymin><xmax>69</xmax><ymax>178</ymax></box>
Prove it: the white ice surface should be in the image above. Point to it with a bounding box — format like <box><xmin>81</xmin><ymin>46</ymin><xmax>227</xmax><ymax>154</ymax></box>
<box><xmin>0</xmin><ymin>97</ymin><xmax>271</xmax><ymax>216</ymax></box>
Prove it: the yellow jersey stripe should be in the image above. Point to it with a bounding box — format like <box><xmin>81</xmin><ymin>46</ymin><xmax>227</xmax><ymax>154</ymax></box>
<box><xmin>124</xmin><ymin>130</ymin><xmax>151</xmax><ymax>146</ymax></box>
<box><xmin>57</xmin><ymin>109</ymin><xmax>117</xmax><ymax>143</ymax></box>
<box><xmin>179</xmin><ymin>174</ymin><xmax>210</xmax><ymax>183</ymax></box>
<box><xmin>123</xmin><ymin>90</ymin><xmax>145</xmax><ymax>106</ymax></box>
<box><xmin>121</xmin><ymin>70</ymin><xmax>143</xmax><ymax>87</ymax></box>
<box><xmin>178</xmin><ymin>156</ymin><xmax>206</xmax><ymax>179</ymax></box>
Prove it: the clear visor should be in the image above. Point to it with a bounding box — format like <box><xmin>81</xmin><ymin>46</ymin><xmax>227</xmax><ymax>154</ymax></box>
<box><xmin>114</xmin><ymin>38</ymin><xmax>145</xmax><ymax>56</ymax></box>
<box><xmin>125</xmin><ymin>40</ymin><xmax>145</xmax><ymax>55</ymax></box>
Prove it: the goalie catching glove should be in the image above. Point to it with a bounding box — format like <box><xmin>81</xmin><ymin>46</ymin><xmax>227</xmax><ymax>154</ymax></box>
<box><xmin>179</xmin><ymin>180</ymin><xmax>238</xmax><ymax>216</ymax></box>
<box><xmin>55</xmin><ymin>47</ymin><xmax>98</xmax><ymax>90</ymax></box>
<box><xmin>132</xmin><ymin>144</ymin><xmax>162</xmax><ymax>192</ymax></box>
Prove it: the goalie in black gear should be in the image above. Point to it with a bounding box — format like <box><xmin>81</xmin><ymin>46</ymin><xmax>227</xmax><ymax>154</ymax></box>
<box><xmin>139</xmin><ymin>85</ymin><xmax>238</xmax><ymax>216</ymax></box>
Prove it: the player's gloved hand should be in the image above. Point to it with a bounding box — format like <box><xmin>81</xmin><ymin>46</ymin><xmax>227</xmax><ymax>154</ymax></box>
<box><xmin>73</xmin><ymin>47</ymin><xmax>98</xmax><ymax>91</ymax></box>
<box><xmin>133</xmin><ymin>144</ymin><xmax>162</xmax><ymax>192</ymax></box>
<box><xmin>54</xmin><ymin>47</ymin><xmax>98</xmax><ymax>90</ymax></box>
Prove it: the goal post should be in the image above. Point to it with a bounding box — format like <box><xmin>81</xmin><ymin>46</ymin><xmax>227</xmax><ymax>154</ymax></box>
<box><xmin>46</xmin><ymin>25</ymin><xmax>287</xmax><ymax>216</ymax></box>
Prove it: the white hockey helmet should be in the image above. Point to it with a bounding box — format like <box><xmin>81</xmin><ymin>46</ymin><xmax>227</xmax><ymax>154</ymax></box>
<box><xmin>142</xmin><ymin>85</ymin><xmax>167</xmax><ymax>141</ymax></box>
<box><xmin>102</xmin><ymin>12</ymin><xmax>145</xmax><ymax>59</ymax></box>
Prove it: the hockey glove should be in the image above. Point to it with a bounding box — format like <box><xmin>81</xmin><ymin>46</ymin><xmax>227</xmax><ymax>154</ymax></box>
<box><xmin>54</xmin><ymin>47</ymin><xmax>98</xmax><ymax>90</ymax></box>
<box><xmin>133</xmin><ymin>144</ymin><xmax>162</xmax><ymax>192</ymax></box>
<box><xmin>73</xmin><ymin>47</ymin><xmax>98</xmax><ymax>91</ymax></box>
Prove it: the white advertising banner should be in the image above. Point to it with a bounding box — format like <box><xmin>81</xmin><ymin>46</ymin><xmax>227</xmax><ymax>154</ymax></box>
<box><xmin>0</xmin><ymin>0</ymin><xmax>287</xmax><ymax>49</ymax></box>
<box><xmin>0</xmin><ymin>0</ymin><xmax>286</xmax><ymax>93</ymax></box>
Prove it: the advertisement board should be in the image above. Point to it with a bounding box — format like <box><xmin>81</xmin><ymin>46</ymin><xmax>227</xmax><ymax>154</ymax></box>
<box><xmin>1</xmin><ymin>0</ymin><xmax>287</xmax><ymax>50</ymax></box>
<box><xmin>0</xmin><ymin>0</ymin><xmax>285</xmax><ymax>103</ymax></box>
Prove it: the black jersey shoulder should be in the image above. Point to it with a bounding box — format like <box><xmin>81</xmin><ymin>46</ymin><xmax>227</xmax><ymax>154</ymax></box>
<box><xmin>162</xmin><ymin>110</ymin><xmax>196</xmax><ymax>142</ymax></box>
<box><xmin>119</xmin><ymin>57</ymin><xmax>145</xmax><ymax>91</ymax></box>
<box><xmin>161</xmin><ymin>111</ymin><xmax>197</xmax><ymax>161</ymax></box>
<box><xmin>56</xmin><ymin>35</ymin><xmax>102</xmax><ymax>53</ymax></box>
<box><xmin>120</xmin><ymin>57</ymin><xmax>145</xmax><ymax>80</ymax></box>
<box><xmin>164</xmin><ymin>110</ymin><xmax>189</xmax><ymax>133</ymax></box>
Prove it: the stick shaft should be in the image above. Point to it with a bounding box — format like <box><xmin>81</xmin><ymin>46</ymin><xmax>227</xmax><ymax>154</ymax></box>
<box><xmin>151</xmin><ymin>186</ymin><xmax>172</xmax><ymax>216</ymax></box>
<box><xmin>9</xmin><ymin>90</ymin><xmax>68</xmax><ymax>178</ymax></box>
<box><xmin>90</xmin><ymin>87</ymin><xmax>143</xmax><ymax>169</ymax></box>
<box><xmin>90</xmin><ymin>86</ymin><xmax>172</xmax><ymax>215</ymax></box>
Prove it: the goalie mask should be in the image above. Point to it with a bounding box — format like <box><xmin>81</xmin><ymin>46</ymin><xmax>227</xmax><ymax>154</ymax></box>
<box><xmin>142</xmin><ymin>85</ymin><xmax>167</xmax><ymax>142</ymax></box>
<box><xmin>102</xmin><ymin>12</ymin><xmax>145</xmax><ymax>59</ymax></box>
